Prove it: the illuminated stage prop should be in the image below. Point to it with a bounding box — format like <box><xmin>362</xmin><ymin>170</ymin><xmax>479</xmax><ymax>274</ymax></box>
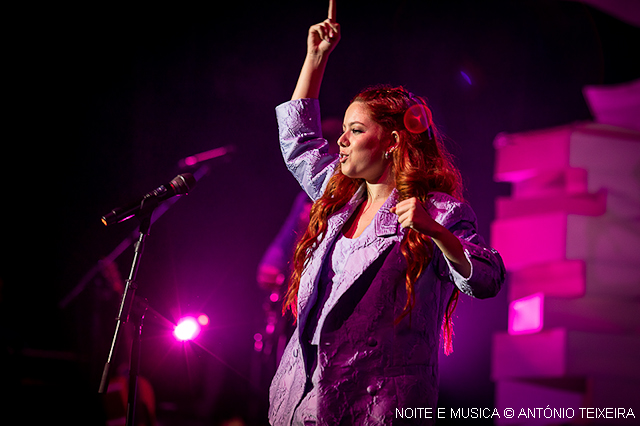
<box><xmin>490</xmin><ymin>79</ymin><xmax>640</xmax><ymax>423</ymax></box>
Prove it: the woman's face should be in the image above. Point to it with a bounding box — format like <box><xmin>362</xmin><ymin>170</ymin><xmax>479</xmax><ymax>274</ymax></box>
<box><xmin>338</xmin><ymin>102</ymin><xmax>391</xmax><ymax>183</ymax></box>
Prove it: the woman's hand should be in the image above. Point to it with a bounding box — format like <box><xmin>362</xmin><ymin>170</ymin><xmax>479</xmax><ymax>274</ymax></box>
<box><xmin>306</xmin><ymin>0</ymin><xmax>340</xmax><ymax>58</ymax></box>
<box><xmin>306</xmin><ymin>18</ymin><xmax>341</xmax><ymax>58</ymax></box>
<box><xmin>391</xmin><ymin>197</ymin><xmax>442</xmax><ymax>237</ymax></box>
<box><xmin>291</xmin><ymin>0</ymin><xmax>340</xmax><ymax>100</ymax></box>
<box><xmin>392</xmin><ymin>197</ymin><xmax>472</xmax><ymax>278</ymax></box>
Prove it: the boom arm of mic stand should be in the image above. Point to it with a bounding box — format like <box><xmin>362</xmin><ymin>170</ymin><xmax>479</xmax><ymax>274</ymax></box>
<box><xmin>59</xmin><ymin>165</ymin><xmax>210</xmax><ymax>310</ymax></box>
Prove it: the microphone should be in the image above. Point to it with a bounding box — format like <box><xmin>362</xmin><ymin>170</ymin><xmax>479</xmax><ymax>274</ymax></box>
<box><xmin>101</xmin><ymin>173</ymin><xmax>197</xmax><ymax>226</ymax></box>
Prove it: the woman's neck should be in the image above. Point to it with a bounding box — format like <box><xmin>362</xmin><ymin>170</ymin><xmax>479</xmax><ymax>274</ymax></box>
<box><xmin>365</xmin><ymin>183</ymin><xmax>394</xmax><ymax>205</ymax></box>
<box><xmin>365</xmin><ymin>165</ymin><xmax>395</xmax><ymax>204</ymax></box>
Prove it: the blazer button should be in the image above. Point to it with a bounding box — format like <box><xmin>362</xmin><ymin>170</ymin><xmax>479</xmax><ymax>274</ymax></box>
<box><xmin>366</xmin><ymin>385</ymin><xmax>378</xmax><ymax>396</ymax></box>
<box><xmin>367</xmin><ymin>337</ymin><xmax>378</xmax><ymax>347</ymax></box>
<box><xmin>293</xmin><ymin>349</ymin><xmax>299</xmax><ymax>357</ymax></box>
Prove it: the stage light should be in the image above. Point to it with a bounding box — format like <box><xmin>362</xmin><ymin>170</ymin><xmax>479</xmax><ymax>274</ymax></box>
<box><xmin>254</xmin><ymin>333</ymin><xmax>263</xmax><ymax>352</ymax></box>
<box><xmin>460</xmin><ymin>71</ymin><xmax>472</xmax><ymax>85</ymax></box>
<box><xmin>508</xmin><ymin>292</ymin><xmax>544</xmax><ymax>335</ymax></box>
<box><xmin>197</xmin><ymin>314</ymin><xmax>209</xmax><ymax>326</ymax></box>
<box><xmin>269</xmin><ymin>292</ymin><xmax>279</xmax><ymax>303</ymax></box>
<box><xmin>174</xmin><ymin>316</ymin><xmax>201</xmax><ymax>341</ymax></box>
<box><xmin>403</xmin><ymin>104</ymin><xmax>430</xmax><ymax>134</ymax></box>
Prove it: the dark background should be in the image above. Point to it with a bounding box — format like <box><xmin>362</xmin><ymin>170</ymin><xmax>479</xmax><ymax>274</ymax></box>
<box><xmin>3</xmin><ymin>0</ymin><xmax>639</xmax><ymax>424</ymax></box>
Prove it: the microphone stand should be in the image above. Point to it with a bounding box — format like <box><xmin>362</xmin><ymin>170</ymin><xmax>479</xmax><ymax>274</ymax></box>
<box><xmin>60</xmin><ymin>165</ymin><xmax>211</xmax><ymax>310</ymax></box>
<box><xmin>99</xmin><ymin>196</ymin><xmax>158</xmax><ymax>426</ymax></box>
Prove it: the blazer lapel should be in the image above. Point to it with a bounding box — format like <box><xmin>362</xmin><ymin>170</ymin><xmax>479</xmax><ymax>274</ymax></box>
<box><xmin>317</xmin><ymin>190</ymin><xmax>403</xmax><ymax>326</ymax></box>
<box><xmin>296</xmin><ymin>185</ymin><xmax>366</xmax><ymax>334</ymax></box>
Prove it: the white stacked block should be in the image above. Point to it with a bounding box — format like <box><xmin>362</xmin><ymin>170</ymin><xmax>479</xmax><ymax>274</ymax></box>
<box><xmin>490</xmin><ymin>111</ymin><xmax>640</xmax><ymax>423</ymax></box>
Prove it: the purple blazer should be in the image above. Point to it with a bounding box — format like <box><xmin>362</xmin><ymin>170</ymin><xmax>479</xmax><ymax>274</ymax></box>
<box><xmin>269</xmin><ymin>98</ymin><xmax>505</xmax><ymax>425</ymax></box>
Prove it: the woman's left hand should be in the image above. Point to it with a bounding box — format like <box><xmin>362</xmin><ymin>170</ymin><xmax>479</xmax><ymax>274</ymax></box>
<box><xmin>392</xmin><ymin>197</ymin><xmax>472</xmax><ymax>278</ymax></box>
<box><xmin>391</xmin><ymin>197</ymin><xmax>443</xmax><ymax>238</ymax></box>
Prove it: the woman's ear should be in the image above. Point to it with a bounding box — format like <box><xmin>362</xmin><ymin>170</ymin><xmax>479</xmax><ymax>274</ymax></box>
<box><xmin>389</xmin><ymin>130</ymin><xmax>401</xmax><ymax>153</ymax></box>
<box><xmin>384</xmin><ymin>131</ymin><xmax>401</xmax><ymax>160</ymax></box>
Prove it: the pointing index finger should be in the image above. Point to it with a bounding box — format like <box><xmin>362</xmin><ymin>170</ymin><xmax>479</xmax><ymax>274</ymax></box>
<box><xmin>328</xmin><ymin>0</ymin><xmax>337</xmax><ymax>22</ymax></box>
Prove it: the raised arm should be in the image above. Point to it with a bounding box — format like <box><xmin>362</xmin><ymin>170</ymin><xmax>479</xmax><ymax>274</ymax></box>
<box><xmin>291</xmin><ymin>0</ymin><xmax>341</xmax><ymax>100</ymax></box>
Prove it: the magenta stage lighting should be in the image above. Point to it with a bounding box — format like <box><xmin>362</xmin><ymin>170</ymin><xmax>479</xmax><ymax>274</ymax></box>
<box><xmin>508</xmin><ymin>292</ymin><xmax>544</xmax><ymax>335</ymax></box>
<box><xmin>254</xmin><ymin>333</ymin><xmax>263</xmax><ymax>352</ymax></box>
<box><xmin>197</xmin><ymin>314</ymin><xmax>209</xmax><ymax>326</ymax></box>
<box><xmin>174</xmin><ymin>316</ymin><xmax>202</xmax><ymax>341</ymax></box>
<box><xmin>177</xmin><ymin>145</ymin><xmax>235</xmax><ymax>169</ymax></box>
<box><xmin>266</xmin><ymin>323</ymin><xmax>276</xmax><ymax>335</ymax></box>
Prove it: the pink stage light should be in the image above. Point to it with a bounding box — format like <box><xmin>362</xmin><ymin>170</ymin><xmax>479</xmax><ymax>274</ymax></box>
<box><xmin>403</xmin><ymin>104</ymin><xmax>431</xmax><ymax>134</ymax></box>
<box><xmin>177</xmin><ymin>145</ymin><xmax>235</xmax><ymax>169</ymax></box>
<box><xmin>508</xmin><ymin>292</ymin><xmax>544</xmax><ymax>335</ymax></box>
<box><xmin>174</xmin><ymin>316</ymin><xmax>202</xmax><ymax>341</ymax></box>
<box><xmin>254</xmin><ymin>333</ymin><xmax>263</xmax><ymax>352</ymax></box>
<box><xmin>197</xmin><ymin>314</ymin><xmax>210</xmax><ymax>326</ymax></box>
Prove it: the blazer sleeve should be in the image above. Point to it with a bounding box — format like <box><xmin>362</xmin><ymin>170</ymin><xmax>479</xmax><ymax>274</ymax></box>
<box><xmin>276</xmin><ymin>98</ymin><xmax>339</xmax><ymax>201</ymax></box>
<box><xmin>429</xmin><ymin>193</ymin><xmax>505</xmax><ymax>299</ymax></box>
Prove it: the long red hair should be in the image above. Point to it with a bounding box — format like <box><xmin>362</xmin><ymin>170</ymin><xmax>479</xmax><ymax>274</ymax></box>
<box><xmin>284</xmin><ymin>85</ymin><xmax>463</xmax><ymax>354</ymax></box>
